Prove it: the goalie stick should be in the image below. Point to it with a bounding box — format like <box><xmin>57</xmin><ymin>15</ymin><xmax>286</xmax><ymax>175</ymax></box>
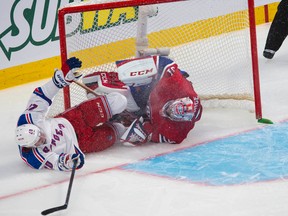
<box><xmin>41</xmin><ymin>159</ymin><xmax>78</xmax><ymax>215</ymax></box>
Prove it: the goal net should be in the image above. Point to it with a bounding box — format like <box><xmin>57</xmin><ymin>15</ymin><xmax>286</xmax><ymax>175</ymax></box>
<box><xmin>48</xmin><ymin>0</ymin><xmax>262</xmax><ymax>119</ymax></box>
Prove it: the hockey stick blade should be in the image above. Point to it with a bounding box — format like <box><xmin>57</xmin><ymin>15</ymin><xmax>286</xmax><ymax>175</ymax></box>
<box><xmin>41</xmin><ymin>159</ymin><xmax>77</xmax><ymax>215</ymax></box>
<box><xmin>41</xmin><ymin>204</ymin><xmax>67</xmax><ymax>215</ymax></box>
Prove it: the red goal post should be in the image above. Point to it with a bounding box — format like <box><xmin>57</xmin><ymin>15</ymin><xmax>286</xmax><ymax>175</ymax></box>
<box><xmin>50</xmin><ymin>0</ymin><xmax>262</xmax><ymax>120</ymax></box>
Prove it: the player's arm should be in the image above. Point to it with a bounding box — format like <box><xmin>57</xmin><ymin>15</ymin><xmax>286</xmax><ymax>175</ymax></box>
<box><xmin>40</xmin><ymin>56</ymin><xmax>82</xmax><ymax>105</ymax></box>
<box><xmin>17</xmin><ymin>57</ymin><xmax>82</xmax><ymax>126</ymax></box>
<box><xmin>19</xmin><ymin>145</ymin><xmax>85</xmax><ymax>171</ymax></box>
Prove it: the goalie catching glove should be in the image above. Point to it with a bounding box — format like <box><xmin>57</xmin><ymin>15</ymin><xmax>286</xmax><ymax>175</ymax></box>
<box><xmin>58</xmin><ymin>153</ymin><xmax>85</xmax><ymax>171</ymax></box>
<box><xmin>53</xmin><ymin>57</ymin><xmax>83</xmax><ymax>88</ymax></box>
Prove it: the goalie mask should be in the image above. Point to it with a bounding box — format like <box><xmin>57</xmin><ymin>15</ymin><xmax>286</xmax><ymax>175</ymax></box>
<box><xmin>15</xmin><ymin>124</ymin><xmax>45</xmax><ymax>147</ymax></box>
<box><xmin>160</xmin><ymin>97</ymin><xmax>194</xmax><ymax>121</ymax></box>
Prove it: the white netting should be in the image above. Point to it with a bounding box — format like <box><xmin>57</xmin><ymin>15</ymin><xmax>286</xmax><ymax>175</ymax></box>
<box><xmin>48</xmin><ymin>0</ymin><xmax>257</xmax><ymax>117</ymax></box>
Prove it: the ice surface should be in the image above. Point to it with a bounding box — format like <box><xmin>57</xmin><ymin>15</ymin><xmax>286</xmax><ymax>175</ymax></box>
<box><xmin>1</xmin><ymin>24</ymin><xmax>288</xmax><ymax>216</ymax></box>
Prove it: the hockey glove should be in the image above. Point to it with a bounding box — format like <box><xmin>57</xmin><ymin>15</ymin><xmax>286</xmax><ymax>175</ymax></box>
<box><xmin>58</xmin><ymin>153</ymin><xmax>85</xmax><ymax>171</ymax></box>
<box><xmin>120</xmin><ymin>117</ymin><xmax>149</xmax><ymax>146</ymax></box>
<box><xmin>52</xmin><ymin>57</ymin><xmax>83</xmax><ymax>88</ymax></box>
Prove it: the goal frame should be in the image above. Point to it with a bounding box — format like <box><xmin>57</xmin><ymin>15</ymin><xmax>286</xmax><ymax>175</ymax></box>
<box><xmin>58</xmin><ymin>0</ymin><xmax>262</xmax><ymax>120</ymax></box>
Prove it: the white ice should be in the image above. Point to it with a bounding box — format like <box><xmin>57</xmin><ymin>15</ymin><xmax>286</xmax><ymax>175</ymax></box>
<box><xmin>1</xmin><ymin>24</ymin><xmax>288</xmax><ymax>216</ymax></box>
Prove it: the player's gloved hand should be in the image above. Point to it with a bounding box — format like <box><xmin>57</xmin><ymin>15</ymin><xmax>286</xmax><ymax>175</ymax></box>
<box><xmin>120</xmin><ymin>117</ymin><xmax>149</xmax><ymax>146</ymax></box>
<box><xmin>52</xmin><ymin>57</ymin><xmax>82</xmax><ymax>88</ymax></box>
<box><xmin>58</xmin><ymin>153</ymin><xmax>85</xmax><ymax>171</ymax></box>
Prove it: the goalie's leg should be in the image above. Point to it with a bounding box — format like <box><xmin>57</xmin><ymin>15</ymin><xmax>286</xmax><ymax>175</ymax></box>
<box><xmin>57</xmin><ymin>92</ymin><xmax>127</xmax><ymax>152</ymax></box>
<box><xmin>78</xmin><ymin>122</ymin><xmax>125</xmax><ymax>153</ymax></box>
<box><xmin>59</xmin><ymin>92</ymin><xmax>127</xmax><ymax>127</ymax></box>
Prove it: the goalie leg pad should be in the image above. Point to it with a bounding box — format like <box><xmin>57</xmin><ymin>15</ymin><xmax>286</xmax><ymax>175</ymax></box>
<box><xmin>76</xmin><ymin>93</ymin><xmax>127</xmax><ymax>128</ymax></box>
<box><xmin>59</xmin><ymin>96</ymin><xmax>113</xmax><ymax>128</ymax></box>
<box><xmin>80</xmin><ymin>96</ymin><xmax>111</xmax><ymax>127</ymax></box>
<box><xmin>58</xmin><ymin>112</ymin><xmax>124</xmax><ymax>152</ymax></box>
<box><xmin>79</xmin><ymin>123</ymin><xmax>119</xmax><ymax>153</ymax></box>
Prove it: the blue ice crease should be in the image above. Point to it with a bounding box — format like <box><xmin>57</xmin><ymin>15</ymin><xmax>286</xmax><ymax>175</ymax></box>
<box><xmin>122</xmin><ymin>122</ymin><xmax>288</xmax><ymax>185</ymax></box>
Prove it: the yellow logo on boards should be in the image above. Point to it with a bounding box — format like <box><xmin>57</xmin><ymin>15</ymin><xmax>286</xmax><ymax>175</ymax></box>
<box><xmin>81</xmin><ymin>7</ymin><xmax>138</xmax><ymax>32</ymax></box>
<box><xmin>0</xmin><ymin>1</ymin><xmax>144</xmax><ymax>61</ymax></box>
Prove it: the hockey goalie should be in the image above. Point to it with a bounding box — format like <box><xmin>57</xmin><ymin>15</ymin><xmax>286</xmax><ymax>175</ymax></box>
<box><xmin>83</xmin><ymin>55</ymin><xmax>203</xmax><ymax>146</ymax></box>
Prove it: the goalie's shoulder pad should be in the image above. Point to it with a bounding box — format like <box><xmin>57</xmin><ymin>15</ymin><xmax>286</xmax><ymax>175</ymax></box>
<box><xmin>116</xmin><ymin>56</ymin><xmax>158</xmax><ymax>86</ymax></box>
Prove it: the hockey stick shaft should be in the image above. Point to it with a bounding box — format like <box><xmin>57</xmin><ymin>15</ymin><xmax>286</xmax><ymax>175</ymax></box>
<box><xmin>73</xmin><ymin>80</ymin><xmax>99</xmax><ymax>97</ymax></box>
<box><xmin>41</xmin><ymin>160</ymin><xmax>78</xmax><ymax>215</ymax></box>
<box><xmin>64</xmin><ymin>159</ymin><xmax>77</xmax><ymax>205</ymax></box>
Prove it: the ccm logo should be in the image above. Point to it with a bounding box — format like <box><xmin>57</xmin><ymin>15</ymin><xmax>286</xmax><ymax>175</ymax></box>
<box><xmin>97</xmin><ymin>102</ymin><xmax>105</xmax><ymax>118</ymax></box>
<box><xmin>130</xmin><ymin>68</ymin><xmax>154</xmax><ymax>76</ymax></box>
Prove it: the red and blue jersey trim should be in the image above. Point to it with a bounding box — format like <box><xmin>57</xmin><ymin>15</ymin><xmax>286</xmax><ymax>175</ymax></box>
<box><xmin>33</xmin><ymin>87</ymin><xmax>52</xmax><ymax>105</ymax></box>
<box><xmin>17</xmin><ymin>113</ymin><xmax>34</xmax><ymax>126</ymax></box>
<box><xmin>19</xmin><ymin>146</ymin><xmax>45</xmax><ymax>169</ymax></box>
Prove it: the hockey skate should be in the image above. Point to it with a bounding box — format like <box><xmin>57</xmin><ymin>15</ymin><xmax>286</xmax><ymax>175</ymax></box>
<box><xmin>120</xmin><ymin>117</ymin><xmax>148</xmax><ymax>146</ymax></box>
